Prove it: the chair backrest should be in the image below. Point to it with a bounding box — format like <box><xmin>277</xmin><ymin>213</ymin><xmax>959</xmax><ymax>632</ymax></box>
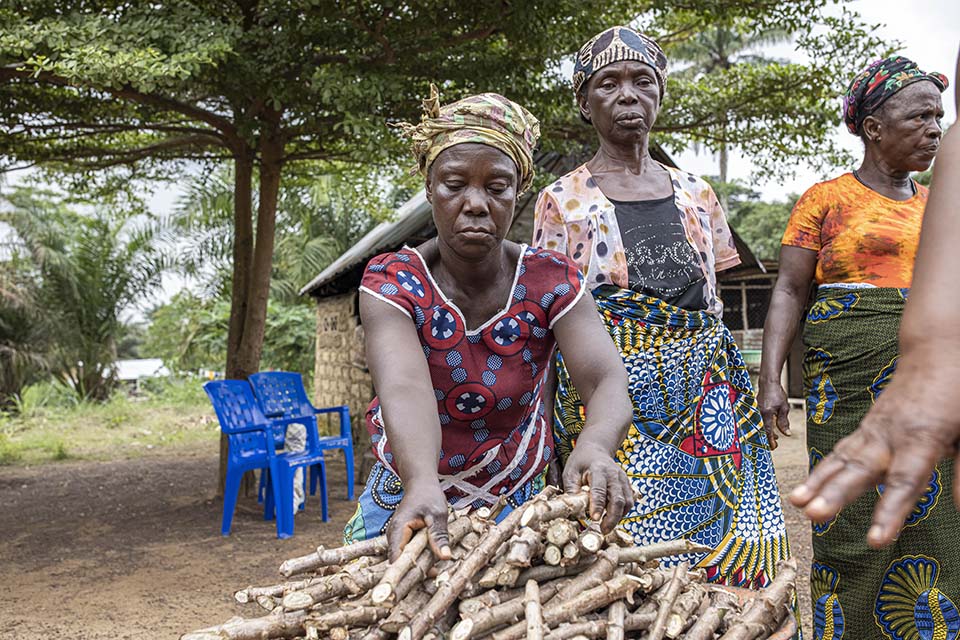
<box><xmin>204</xmin><ymin>379</ymin><xmax>270</xmax><ymax>433</ymax></box>
<box><xmin>249</xmin><ymin>371</ymin><xmax>352</xmax><ymax>442</ymax></box>
<box><xmin>248</xmin><ymin>371</ymin><xmax>311</xmax><ymax>418</ymax></box>
<box><xmin>203</xmin><ymin>380</ymin><xmax>274</xmax><ymax>463</ymax></box>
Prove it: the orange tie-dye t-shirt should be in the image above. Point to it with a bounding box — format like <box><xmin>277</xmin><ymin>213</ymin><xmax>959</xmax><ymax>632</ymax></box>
<box><xmin>781</xmin><ymin>173</ymin><xmax>927</xmax><ymax>287</ymax></box>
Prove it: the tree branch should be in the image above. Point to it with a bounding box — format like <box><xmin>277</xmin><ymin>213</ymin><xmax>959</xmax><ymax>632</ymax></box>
<box><xmin>0</xmin><ymin>65</ymin><xmax>239</xmax><ymax>144</ymax></box>
<box><xmin>20</xmin><ymin>135</ymin><xmax>229</xmax><ymax>169</ymax></box>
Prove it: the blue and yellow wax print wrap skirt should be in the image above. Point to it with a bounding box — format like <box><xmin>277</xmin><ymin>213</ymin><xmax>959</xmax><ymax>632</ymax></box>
<box><xmin>803</xmin><ymin>285</ymin><xmax>960</xmax><ymax>640</ymax></box>
<box><xmin>554</xmin><ymin>286</ymin><xmax>794</xmax><ymax>591</ymax></box>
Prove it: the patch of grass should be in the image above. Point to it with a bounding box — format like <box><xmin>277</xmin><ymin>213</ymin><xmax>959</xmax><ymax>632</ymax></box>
<box><xmin>0</xmin><ymin>376</ymin><xmax>217</xmax><ymax>466</ymax></box>
<box><xmin>52</xmin><ymin>440</ymin><xmax>70</xmax><ymax>460</ymax></box>
<box><xmin>0</xmin><ymin>432</ymin><xmax>23</xmax><ymax>465</ymax></box>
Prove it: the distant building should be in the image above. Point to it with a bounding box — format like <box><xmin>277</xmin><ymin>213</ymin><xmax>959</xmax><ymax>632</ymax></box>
<box><xmin>112</xmin><ymin>358</ymin><xmax>170</xmax><ymax>392</ymax></box>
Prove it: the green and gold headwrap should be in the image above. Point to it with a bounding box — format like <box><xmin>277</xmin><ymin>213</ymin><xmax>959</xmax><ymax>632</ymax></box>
<box><xmin>394</xmin><ymin>84</ymin><xmax>541</xmax><ymax>194</ymax></box>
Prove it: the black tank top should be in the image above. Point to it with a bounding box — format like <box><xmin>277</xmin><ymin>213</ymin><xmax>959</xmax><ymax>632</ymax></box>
<box><xmin>609</xmin><ymin>194</ymin><xmax>708</xmax><ymax>311</ymax></box>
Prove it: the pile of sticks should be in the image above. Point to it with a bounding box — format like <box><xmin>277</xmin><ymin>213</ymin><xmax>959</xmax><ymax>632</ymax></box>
<box><xmin>182</xmin><ymin>488</ymin><xmax>796</xmax><ymax>640</ymax></box>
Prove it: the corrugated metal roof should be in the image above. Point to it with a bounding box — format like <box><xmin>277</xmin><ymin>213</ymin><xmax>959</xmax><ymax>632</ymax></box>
<box><xmin>298</xmin><ymin>190</ymin><xmax>430</xmax><ymax>296</ymax></box>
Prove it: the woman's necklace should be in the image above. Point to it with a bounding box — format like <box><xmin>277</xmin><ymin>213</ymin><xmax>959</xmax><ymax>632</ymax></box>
<box><xmin>852</xmin><ymin>169</ymin><xmax>917</xmax><ymax>196</ymax></box>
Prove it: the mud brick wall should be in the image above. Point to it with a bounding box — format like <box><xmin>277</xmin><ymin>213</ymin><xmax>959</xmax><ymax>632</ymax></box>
<box><xmin>313</xmin><ymin>293</ymin><xmax>373</xmax><ymax>449</ymax></box>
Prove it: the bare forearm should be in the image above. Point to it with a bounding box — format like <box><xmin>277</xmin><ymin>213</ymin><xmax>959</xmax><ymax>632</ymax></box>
<box><xmin>759</xmin><ymin>285</ymin><xmax>806</xmax><ymax>384</ymax></box>
<box><xmin>377</xmin><ymin>384</ymin><xmax>442</xmax><ymax>487</ymax></box>
<box><xmin>576</xmin><ymin>374</ymin><xmax>632</xmax><ymax>455</ymax></box>
<box><xmin>360</xmin><ymin>293</ymin><xmax>442</xmax><ymax>489</ymax></box>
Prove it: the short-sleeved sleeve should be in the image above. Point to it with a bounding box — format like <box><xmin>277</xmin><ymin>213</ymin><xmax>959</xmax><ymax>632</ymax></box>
<box><xmin>358</xmin><ymin>252</ymin><xmax>426</xmax><ymax>320</ymax></box>
<box><xmin>532</xmin><ymin>189</ymin><xmax>569</xmax><ymax>255</ymax></box>
<box><xmin>706</xmin><ymin>185</ymin><xmax>741</xmax><ymax>272</ymax></box>
<box><xmin>519</xmin><ymin>249</ymin><xmax>585</xmax><ymax>329</ymax></box>
<box><xmin>782</xmin><ymin>184</ymin><xmax>827</xmax><ymax>251</ymax></box>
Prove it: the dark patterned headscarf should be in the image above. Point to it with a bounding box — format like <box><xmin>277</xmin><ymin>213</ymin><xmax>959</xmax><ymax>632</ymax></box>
<box><xmin>394</xmin><ymin>84</ymin><xmax>541</xmax><ymax>194</ymax></box>
<box><xmin>843</xmin><ymin>55</ymin><xmax>948</xmax><ymax>135</ymax></box>
<box><xmin>573</xmin><ymin>26</ymin><xmax>668</xmax><ymax>99</ymax></box>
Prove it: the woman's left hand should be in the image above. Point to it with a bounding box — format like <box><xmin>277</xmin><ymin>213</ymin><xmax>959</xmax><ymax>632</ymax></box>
<box><xmin>562</xmin><ymin>442</ymin><xmax>634</xmax><ymax>532</ymax></box>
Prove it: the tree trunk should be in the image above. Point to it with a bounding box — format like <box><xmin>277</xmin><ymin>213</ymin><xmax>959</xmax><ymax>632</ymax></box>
<box><xmin>235</xmin><ymin>124</ymin><xmax>283</xmax><ymax>373</ymax></box>
<box><xmin>226</xmin><ymin>150</ymin><xmax>255</xmax><ymax>379</ymax></box>
<box><xmin>718</xmin><ymin>138</ymin><xmax>729</xmax><ymax>213</ymax></box>
<box><xmin>218</xmin><ymin>150</ymin><xmax>256</xmax><ymax>497</ymax></box>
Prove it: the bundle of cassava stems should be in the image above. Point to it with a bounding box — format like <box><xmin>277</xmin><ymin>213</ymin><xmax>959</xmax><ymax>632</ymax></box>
<box><xmin>182</xmin><ymin>487</ymin><xmax>796</xmax><ymax>640</ymax></box>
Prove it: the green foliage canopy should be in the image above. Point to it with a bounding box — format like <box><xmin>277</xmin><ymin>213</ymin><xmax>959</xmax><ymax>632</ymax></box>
<box><xmin>142</xmin><ymin>292</ymin><xmax>316</xmax><ymax>376</ymax></box>
<box><xmin>0</xmin><ymin>1</ymin><xmax>890</xmax><ymax>384</ymax></box>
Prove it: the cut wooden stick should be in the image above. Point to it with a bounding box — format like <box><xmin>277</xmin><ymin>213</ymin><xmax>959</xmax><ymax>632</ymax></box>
<box><xmin>235</xmin><ymin>577</ymin><xmax>325</xmax><ymax>604</ymax></box>
<box><xmin>506</xmin><ymin>526</ymin><xmax>544</xmax><ymax>567</ymax></box>
<box><xmin>380</xmin><ymin>585</ymin><xmax>431</xmax><ymax>633</ymax></box>
<box><xmin>458</xmin><ymin>587</ymin><xmax>519</xmax><ymax>617</ymax></box>
<box><xmin>516</xmin><ymin>558</ymin><xmax>596</xmax><ymax>585</ymax></box>
<box><xmin>279</xmin><ymin>537</ymin><xmax>387</xmax><ymax>577</ymax></box>
<box><xmin>684</xmin><ymin>591</ymin><xmax>738</xmax><ymax>640</ymax></box>
<box><xmin>606</xmin><ymin>600</ymin><xmax>626</xmax><ymax>640</ymax></box>
<box><xmin>525</xmin><ymin>580</ymin><xmax>544</xmax><ymax>640</ymax></box>
<box><xmin>254</xmin><ymin>595</ymin><xmax>278</xmax><ymax>611</ymax></box>
<box><xmin>491</xmin><ymin>573</ymin><xmax>643</xmax><ymax>640</ymax></box>
<box><xmin>400</xmin><ymin>502</ymin><xmax>528</xmax><ymax>640</ymax></box>
<box><xmin>578</xmin><ymin>524</ymin><xmax>604</xmax><ymax>554</ymax></box>
<box><xmin>718</xmin><ymin>559</ymin><xmax>797</xmax><ymax>640</ymax></box>
<box><xmin>359</xmin><ymin>624</ymin><xmax>392</xmax><ymax>640</ymax></box>
<box><xmin>545</xmin><ymin>518</ymin><xmax>578</xmax><ymax>547</ymax></box>
<box><xmin>304</xmin><ymin>605</ymin><xmax>390</xmax><ymax>632</ymax></box>
<box><xmin>180</xmin><ymin>610</ymin><xmax>308</xmax><ymax>640</ymax></box>
<box><xmin>544</xmin><ymin>620</ymin><xmax>606</xmax><ymax>640</ymax></box>
<box><xmin>665</xmin><ymin>582</ymin><xmax>708</xmax><ymax>638</ymax></box>
<box><xmin>552</xmin><ymin>548</ymin><xmax>617</xmax><ymax>602</ymax></box>
<box><xmin>371</xmin><ymin>528</ymin><xmax>430</xmax><ymax>604</ymax></box>
<box><xmin>647</xmin><ymin>562</ymin><xmax>689</xmax><ymax>640</ymax></box>
<box><xmin>451</xmin><ymin>577</ymin><xmax>570</xmax><ymax>640</ymax></box>
<box><xmin>633</xmin><ymin>568</ymin><xmax>669</xmax><ymax>593</ymax></box>
<box><xmin>562</xmin><ymin>542</ymin><xmax>580</xmax><ymax>565</ymax></box>
<box><xmin>615</xmin><ymin>540</ymin><xmax>713</xmax><ymax>565</ymax></box>
<box><xmin>281</xmin><ymin>559</ymin><xmax>387</xmax><ymax>610</ymax></box>
<box><xmin>544</xmin><ymin>543</ymin><xmax>563</xmax><ymax>566</ymax></box>
<box><xmin>520</xmin><ymin>491</ymin><xmax>590</xmax><ymax>529</ymax></box>
<box><xmin>385</xmin><ymin>515</ymin><xmax>474</xmax><ymax>606</ymax></box>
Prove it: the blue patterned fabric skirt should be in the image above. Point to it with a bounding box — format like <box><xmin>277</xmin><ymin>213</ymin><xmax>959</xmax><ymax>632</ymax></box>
<box><xmin>554</xmin><ymin>287</ymin><xmax>794</xmax><ymax>591</ymax></box>
<box><xmin>342</xmin><ymin>462</ymin><xmax>547</xmax><ymax>544</ymax></box>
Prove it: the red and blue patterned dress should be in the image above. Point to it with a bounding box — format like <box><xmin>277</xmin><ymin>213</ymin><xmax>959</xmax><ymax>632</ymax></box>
<box><xmin>343</xmin><ymin>244</ymin><xmax>584</xmax><ymax>542</ymax></box>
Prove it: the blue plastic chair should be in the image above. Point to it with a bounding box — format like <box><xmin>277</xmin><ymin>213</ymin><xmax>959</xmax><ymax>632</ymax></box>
<box><xmin>204</xmin><ymin>380</ymin><xmax>328</xmax><ymax>538</ymax></box>
<box><xmin>249</xmin><ymin>371</ymin><xmax>355</xmax><ymax>501</ymax></box>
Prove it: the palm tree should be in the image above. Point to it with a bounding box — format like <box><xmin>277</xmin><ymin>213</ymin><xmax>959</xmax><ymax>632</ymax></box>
<box><xmin>0</xmin><ymin>258</ymin><xmax>50</xmax><ymax>406</ymax></box>
<box><xmin>1</xmin><ymin>187</ymin><xmax>168</xmax><ymax>401</ymax></box>
<box><xmin>670</xmin><ymin>21</ymin><xmax>789</xmax><ymax>207</ymax></box>
<box><xmin>169</xmin><ymin>166</ymin><xmax>381</xmax><ymax>304</ymax></box>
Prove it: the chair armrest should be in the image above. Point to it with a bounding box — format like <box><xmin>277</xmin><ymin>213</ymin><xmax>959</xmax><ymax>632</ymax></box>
<box><xmin>309</xmin><ymin>404</ymin><xmax>349</xmax><ymax>415</ymax></box>
<box><xmin>225</xmin><ymin>422</ymin><xmax>275</xmax><ymax>434</ymax></box>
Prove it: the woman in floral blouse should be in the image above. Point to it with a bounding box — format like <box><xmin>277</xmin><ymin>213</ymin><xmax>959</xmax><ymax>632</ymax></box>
<box><xmin>533</xmin><ymin>26</ymin><xmax>794</xmax><ymax>595</ymax></box>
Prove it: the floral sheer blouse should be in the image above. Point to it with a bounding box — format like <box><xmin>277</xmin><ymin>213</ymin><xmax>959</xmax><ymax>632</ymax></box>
<box><xmin>532</xmin><ymin>163</ymin><xmax>740</xmax><ymax>316</ymax></box>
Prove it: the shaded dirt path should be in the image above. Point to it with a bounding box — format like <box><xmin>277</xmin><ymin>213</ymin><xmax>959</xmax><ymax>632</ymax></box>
<box><xmin>1</xmin><ymin>412</ymin><xmax>812</xmax><ymax>639</ymax></box>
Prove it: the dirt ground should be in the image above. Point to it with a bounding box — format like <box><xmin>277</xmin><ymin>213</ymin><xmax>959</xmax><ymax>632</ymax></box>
<box><xmin>1</xmin><ymin>410</ymin><xmax>813</xmax><ymax>640</ymax></box>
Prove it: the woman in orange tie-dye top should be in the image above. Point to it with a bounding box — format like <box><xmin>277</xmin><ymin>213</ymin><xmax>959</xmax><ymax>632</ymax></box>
<box><xmin>758</xmin><ymin>55</ymin><xmax>959</xmax><ymax>638</ymax></box>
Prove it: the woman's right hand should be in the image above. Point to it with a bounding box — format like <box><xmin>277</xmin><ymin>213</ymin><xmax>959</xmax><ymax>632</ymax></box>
<box><xmin>386</xmin><ymin>478</ymin><xmax>451</xmax><ymax>562</ymax></box>
<box><xmin>758</xmin><ymin>379</ymin><xmax>792</xmax><ymax>450</ymax></box>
